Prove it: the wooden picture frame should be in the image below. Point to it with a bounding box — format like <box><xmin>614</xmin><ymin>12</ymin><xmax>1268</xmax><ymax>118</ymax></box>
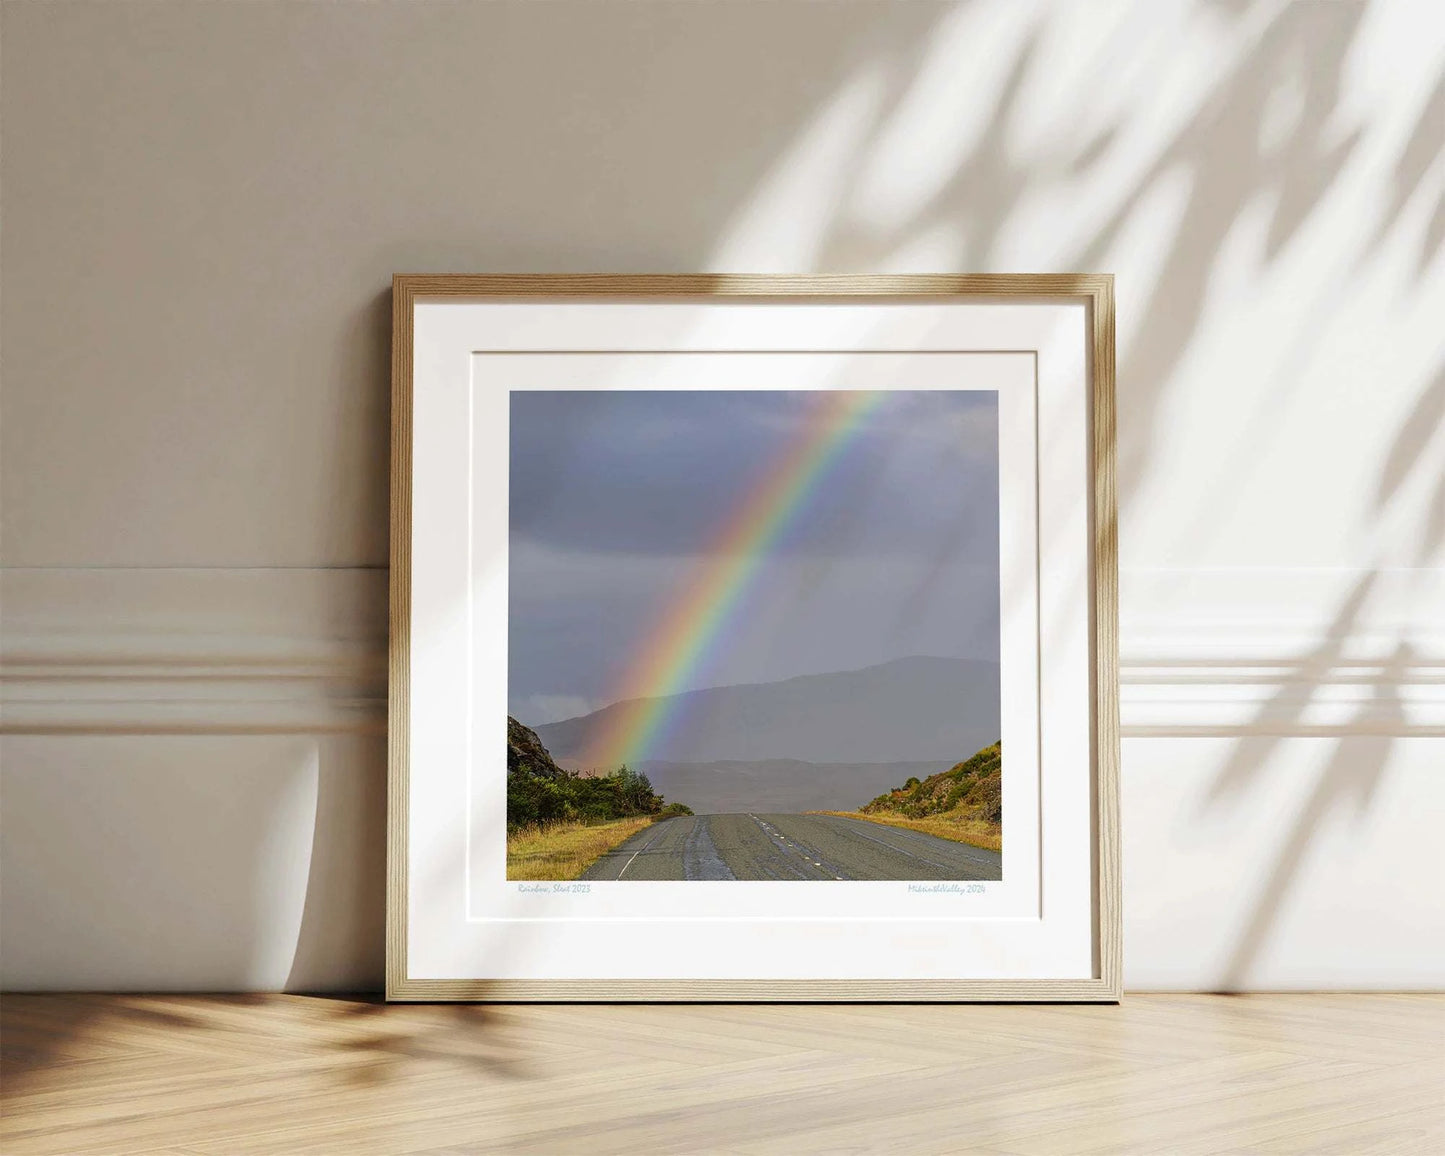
<box><xmin>388</xmin><ymin>274</ymin><xmax>1118</xmax><ymax>1001</ymax></box>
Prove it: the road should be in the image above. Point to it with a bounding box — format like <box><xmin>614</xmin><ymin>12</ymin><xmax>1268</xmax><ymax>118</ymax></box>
<box><xmin>580</xmin><ymin>813</ymin><xmax>1001</xmax><ymax>881</ymax></box>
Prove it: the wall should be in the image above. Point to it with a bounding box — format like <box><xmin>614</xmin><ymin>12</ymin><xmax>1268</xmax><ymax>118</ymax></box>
<box><xmin>2</xmin><ymin>0</ymin><xmax>1441</xmax><ymax>991</ymax></box>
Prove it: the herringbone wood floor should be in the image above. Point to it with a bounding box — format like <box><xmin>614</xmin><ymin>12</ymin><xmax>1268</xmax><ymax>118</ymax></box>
<box><xmin>1</xmin><ymin>994</ymin><xmax>1441</xmax><ymax>1154</ymax></box>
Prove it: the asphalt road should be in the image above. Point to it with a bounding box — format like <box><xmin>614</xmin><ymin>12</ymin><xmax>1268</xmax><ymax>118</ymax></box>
<box><xmin>580</xmin><ymin>813</ymin><xmax>1001</xmax><ymax>881</ymax></box>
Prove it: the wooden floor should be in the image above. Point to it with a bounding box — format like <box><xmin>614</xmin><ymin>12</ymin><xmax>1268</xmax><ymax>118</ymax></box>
<box><xmin>2</xmin><ymin>994</ymin><xmax>1441</xmax><ymax>1155</ymax></box>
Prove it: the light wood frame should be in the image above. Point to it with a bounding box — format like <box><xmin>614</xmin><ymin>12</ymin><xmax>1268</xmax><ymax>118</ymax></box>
<box><xmin>388</xmin><ymin>274</ymin><xmax>1119</xmax><ymax>1002</ymax></box>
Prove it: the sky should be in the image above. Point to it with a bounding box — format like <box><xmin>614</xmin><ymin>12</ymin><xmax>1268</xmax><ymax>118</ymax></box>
<box><xmin>508</xmin><ymin>389</ymin><xmax>1000</xmax><ymax>726</ymax></box>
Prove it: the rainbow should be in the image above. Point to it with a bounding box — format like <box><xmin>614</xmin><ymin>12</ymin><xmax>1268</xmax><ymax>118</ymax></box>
<box><xmin>581</xmin><ymin>390</ymin><xmax>889</xmax><ymax>769</ymax></box>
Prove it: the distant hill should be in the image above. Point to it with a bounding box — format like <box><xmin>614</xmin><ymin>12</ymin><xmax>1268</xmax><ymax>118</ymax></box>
<box><xmin>638</xmin><ymin>759</ymin><xmax>951</xmax><ymax>815</ymax></box>
<box><xmin>534</xmin><ymin>655</ymin><xmax>1000</xmax><ymax>766</ymax></box>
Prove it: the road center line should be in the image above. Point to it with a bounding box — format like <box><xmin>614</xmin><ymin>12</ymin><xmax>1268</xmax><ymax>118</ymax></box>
<box><xmin>747</xmin><ymin>814</ymin><xmax>845</xmax><ymax>880</ymax></box>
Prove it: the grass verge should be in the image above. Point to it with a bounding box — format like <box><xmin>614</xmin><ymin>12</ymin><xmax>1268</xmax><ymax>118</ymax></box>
<box><xmin>506</xmin><ymin>814</ymin><xmax>658</xmax><ymax>881</ymax></box>
<box><xmin>813</xmin><ymin>810</ymin><xmax>1001</xmax><ymax>854</ymax></box>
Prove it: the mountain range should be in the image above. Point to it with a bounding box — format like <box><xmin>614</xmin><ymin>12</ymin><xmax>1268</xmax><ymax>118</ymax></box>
<box><xmin>534</xmin><ymin>655</ymin><xmax>1000</xmax><ymax>767</ymax></box>
<box><xmin>633</xmin><ymin>758</ymin><xmax>952</xmax><ymax>814</ymax></box>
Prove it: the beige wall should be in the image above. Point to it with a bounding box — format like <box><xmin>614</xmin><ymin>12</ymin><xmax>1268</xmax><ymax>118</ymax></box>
<box><xmin>3</xmin><ymin>0</ymin><xmax>1442</xmax><ymax>990</ymax></box>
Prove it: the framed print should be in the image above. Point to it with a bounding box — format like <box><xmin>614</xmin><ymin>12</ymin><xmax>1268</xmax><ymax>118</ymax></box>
<box><xmin>387</xmin><ymin>274</ymin><xmax>1119</xmax><ymax>1001</ymax></box>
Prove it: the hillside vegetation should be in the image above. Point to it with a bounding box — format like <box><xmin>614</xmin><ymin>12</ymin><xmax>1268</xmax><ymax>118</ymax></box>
<box><xmin>507</xmin><ymin>715</ymin><xmax>691</xmax><ymax>830</ymax></box>
<box><xmin>862</xmin><ymin>741</ymin><xmax>1001</xmax><ymax>823</ymax></box>
<box><xmin>506</xmin><ymin>716</ymin><xmax>692</xmax><ymax>879</ymax></box>
<box><xmin>823</xmin><ymin>741</ymin><xmax>1001</xmax><ymax>852</ymax></box>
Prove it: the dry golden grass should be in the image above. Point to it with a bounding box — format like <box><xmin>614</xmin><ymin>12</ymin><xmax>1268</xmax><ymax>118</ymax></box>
<box><xmin>506</xmin><ymin>814</ymin><xmax>658</xmax><ymax>881</ymax></box>
<box><xmin>814</xmin><ymin>810</ymin><xmax>1002</xmax><ymax>854</ymax></box>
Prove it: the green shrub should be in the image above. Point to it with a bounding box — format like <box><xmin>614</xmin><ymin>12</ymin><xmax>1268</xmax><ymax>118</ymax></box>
<box><xmin>507</xmin><ymin>760</ymin><xmax>675</xmax><ymax>831</ymax></box>
<box><xmin>860</xmin><ymin>741</ymin><xmax>1002</xmax><ymax>822</ymax></box>
<box><xmin>505</xmin><ymin>715</ymin><xmax>692</xmax><ymax>831</ymax></box>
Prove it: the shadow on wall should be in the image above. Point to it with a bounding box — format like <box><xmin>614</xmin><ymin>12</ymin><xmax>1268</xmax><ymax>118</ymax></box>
<box><xmin>1200</xmin><ymin>360</ymin><xmax>1445</xmax><ymax>990</ymax></box>
<box><xmin>668</xmin><ymin>0</ymin><xmax>1443</xmax><ymax>988</ymax></box>
<box><xmin>372</xmin><ymin>0</ymin><xmax>1445</xmax><ymax>989</ymax></box>
<box><xmin>2</xmin><ymin>0</ymin><xmax>1442</xmax><ymax>1010</ymax></box>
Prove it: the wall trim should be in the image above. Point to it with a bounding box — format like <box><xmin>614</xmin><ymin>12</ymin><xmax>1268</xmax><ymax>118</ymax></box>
<box><xmin>1</xmin><ymin>567</ymin><xmax>387</xmax><ymax>734</ymax></box>
<box><xmin>3</xmin><ymin>565</ymin><xmax>1440</xmax><ymax>737</ymax></box>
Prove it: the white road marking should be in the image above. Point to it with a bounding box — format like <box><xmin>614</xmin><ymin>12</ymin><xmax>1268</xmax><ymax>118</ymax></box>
<box><xmin>748</xmin><ymin>813</ymin><xmax>843</xmax><ymax>880</ymax></box>
<box><xmin>616</xmin><ymin>848</ymin><xmax>644</xmax><ymax>879</ymax></box>
<box><xmin>615</xmin><ymin>819</ymin><xmax>675</xmax><ymax>879</ymax></box>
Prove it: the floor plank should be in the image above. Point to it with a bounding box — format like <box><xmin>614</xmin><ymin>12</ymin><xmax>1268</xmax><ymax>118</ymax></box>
<box><xmin>1</xmin><ymin>994</ymin><xmax>1440</xmax><ymax>1155</ymax></box>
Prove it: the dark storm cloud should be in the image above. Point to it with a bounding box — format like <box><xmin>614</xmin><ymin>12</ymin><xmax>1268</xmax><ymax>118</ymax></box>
<box><xmin>508</xmin><ymin>390</ymin><xmax>1001</xmax><ymax>720</ymax></box>
<box><xmin>509</xmin><ymin>390</ymin><xmax>998</xmax><ymax>561</ymax></box>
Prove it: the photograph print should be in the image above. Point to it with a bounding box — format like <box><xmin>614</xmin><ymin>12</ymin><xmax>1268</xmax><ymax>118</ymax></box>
<box><xmin>506</xmin><ymin>388</ymin><xmax>1003</xmax><ymax>883</ymax></box>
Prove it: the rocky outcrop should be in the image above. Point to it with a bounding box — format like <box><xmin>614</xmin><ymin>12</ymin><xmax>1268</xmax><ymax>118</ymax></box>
<box><xmin>507</xmin><ymin>715</ymin><xmax>565</xmax><ymax>779</ymax></box>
